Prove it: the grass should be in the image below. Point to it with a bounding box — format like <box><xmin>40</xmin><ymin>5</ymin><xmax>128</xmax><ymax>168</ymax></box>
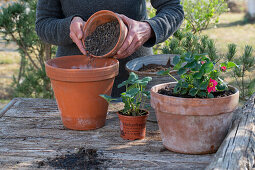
<box><xmin>202</xmin><ymin>13</ymin><xmax>255</xmax><ymax>56</ymax></box>
<box><xmin>204</xmin><ymin>12</ymin><xmax>255</xmax><ymax>100</ymax></box>
<box><xmin>0</xmin><ymin>99</ymin><xmax>11</xmax><ymax>110</ymax></box>
<box><xmin>0</xmin><ymin>51</ymin><xmax>20</xmax><ymax>64</ymax></box>
<box><xmin>202</xmin><ymin>12</ymin><xmax>255</xmax><ymax>104</ymax></box>
<box><xmin>0</xmin><ymin>51</ymin><xmax>20</xmax><ymax>102</ymax></box>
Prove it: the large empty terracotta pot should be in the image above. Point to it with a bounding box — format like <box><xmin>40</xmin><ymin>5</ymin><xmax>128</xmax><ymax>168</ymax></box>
<box><xmin>150</xmin><ymin>82</ymin><xmax>239</xmax><ymax>154</ymax></box>
<box><xmin>45</xmin><ymin>55</ymin><xmax>119</xmax><ymax>130</ymax></box>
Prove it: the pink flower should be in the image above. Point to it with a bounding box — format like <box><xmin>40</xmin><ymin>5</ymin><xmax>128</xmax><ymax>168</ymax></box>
<box><xmin>220</xmin><ymin>66</ymin><xmax>227</xmax><ymax>72</ymax></box>
<box><xmin>201</xmin><ymin>61</ymin><xmax>205</xmax><ymax>64</ymax></box>
<box><xmin>207</xmin><ymin>78</ymin><xmax>218</xmax><ymax>93</ymax></box>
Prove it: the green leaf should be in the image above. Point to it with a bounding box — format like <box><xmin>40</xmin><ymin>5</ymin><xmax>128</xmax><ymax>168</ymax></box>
<box><xmin>217</xmin><ymin>83</ymin><xmax>227</xmax><ymax>91</ymax></box>
<box><xmin>182</xmin><ymin>82</ymin><xmax>189</xmax><ymax>88</ymax></box>
<box><xmin>142</xmin><ymin>91</ymin><xmax>150</xmax><ymax>96</ymax></box>
<box><xmin>142</xmin><ymin>91</ymin><xmax>149</xmax><ymax>98</ymax></box>
<box><xmin>207</xmin><ymin>93</ymin><xmax>214</xmax><ymax>98</ymax></box>
<box><xmin>209</xmin><ymin>70</ymin><xmax>219</xmax><ymax>79</ymax></box>
<box><xmin>201</xmin><ymin>61</ymin><xmax>214</xmax><ymax>73</ymax></box>
<box><xmin>194</xmin><ymin>53</ymin><xmax>207</xmax><ymax>60</ymax></box>
<box><xmin>126</xmin><ymin>88</ymin><xmax>139</xmax><ymax>97</ymax></box>
<box><xmin>197</xmin><ymin>91</ymin><xmax>207</xmax><ymax>97</ymax></box>
<box><xmin>200</xmin><ymin>81</ymin><xmax>209</xmax><ymax>90</ymax></box>
<box><xmin>136</xmin><ymin>102</ymin><xmax>141</xmax><ymax>106</ymax></box>
<box><xmin>128</xmin><ymin>72</ymin><xmax>138</xmax><ymax>82</ymax></box>
<box><xmin>192</xmin><ymin>63</ymin><xmax>201</xmax><ymax>71</ymax></box>
<box><xmin>157</xmin><ymin>69</ymin><xmax>171</xmax><ymax>76</ymax></box>
<box><xmin>178</xmin><ymin>68</ymin><xmax>187</xmax><ymax>75</ymax></box>
<box><xmin>184</xmin><ymin>56</ymin><xmax>193</xmax><ymax>63</ymax></box>
<box><xmin>117</xmin><ymin>80</ymin><xmax>128</xmax><ymax>88</ymax></box>
<box><xmin>188</xmin><ymin>88</ymin><xmax>198</xmax><ymax>96</ymax></box>
<box><xmin>121</xmin><ymin>92</ymin><xmax>131</xmax><ymax>98</ymax></box>
<box><xmin>142</xmin><ymin>77</ymin><xmax>152</xmax><ymax>82</ymax></box>
<box><xmin>181</xmin><ymin>88</ymin><xmax>188</xmax><ymax>95</ymax></box>
<box><xmin>173</xmin><ymin>55</ymin><xmax>180</xmax><ymax>65</ymax></box>
<box><xmin>173</xmin><ymin>63</ymin><xmax>182</xmax><ymax>70</ymax></box>
<box><xmin>126</xmin><ymin>84</ymin><xmax>137</xmax><ymax>91</ymax></box>
<box><xmin>99</xmin><ymin>94</ymin><xmax>116</xmax><ymax>103</ymax></box>
<box><xmin>193</xmin><ymin>78</ymin><xmax>203</xmax><ymax>87</ymax></box>
<box><xmin>193</xmin><ymin>71</ymin><xmax>203</xmax><ymax>79</ymax></box>
<box><xmin>139</xmin><ymin>82</ymin><xmax>149</xmax><ymax>86</ymax></box>
<box><xmin>173</xmin><ymin>85</ymin><xmax>180</xmax><ymax>93</ymax></box>
<box><xmin>184</xmin><ymin>61</ymin><xmax>196</xmax><ymax>69</ymax></box>
<box><xmin>227</xmin><ymin>62</ymin><xmax>237</xmax><ymax>68</ymax></box>
<box><xmin>122</xmin><ymin>105</ymin><xmax>131</xmax><ymax>114</ymax></box>
<box><xmin>134</xmin><ymin>80</ymin><xmax>143</xmax><ymax>84</ymax></box>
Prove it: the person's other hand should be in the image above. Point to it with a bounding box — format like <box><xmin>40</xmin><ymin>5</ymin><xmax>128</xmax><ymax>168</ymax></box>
<box><xmin>114</xmin><ymin>14</ymin><xmax>154</xmax><ymax>59</ymax></box>
<box><xmin>70</xmin><ymin>16</ymin><xmax>86</xmax><ymax>55</ymax></box>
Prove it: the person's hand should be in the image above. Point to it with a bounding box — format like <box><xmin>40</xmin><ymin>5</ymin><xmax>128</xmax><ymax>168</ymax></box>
<box><xmin>114</xmin><ymin>14</ymin><xmax>154</xmax><ymax>59</ymax></box>
<box><xmin>70</xmin><ymin>16</ymin><xmax>86</xmax><ymax>55</ymax></box>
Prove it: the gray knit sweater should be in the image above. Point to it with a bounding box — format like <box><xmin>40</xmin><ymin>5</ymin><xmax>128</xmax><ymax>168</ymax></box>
<box><xmin>36</xmin><ymin>0</ymin><xmax>184</xmax><ymax>97</ymax></box>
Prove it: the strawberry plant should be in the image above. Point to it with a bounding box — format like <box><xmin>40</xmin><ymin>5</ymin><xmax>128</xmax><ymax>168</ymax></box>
<box><xmin>158</xmin><ymin>52</ymin><xmax>237</xmax><ymax>98</ymax></box>
<box><xmin>100</xmin><ymin>72</ymin><xmax>152</xmax><ymax>116</ymax></box>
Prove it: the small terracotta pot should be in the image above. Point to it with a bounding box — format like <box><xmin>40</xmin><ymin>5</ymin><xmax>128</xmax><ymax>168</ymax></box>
<box><xmin>117</xmin><ymin>111</ymin><xmax>149</xmax><ymax>140</ymax></box>
<box><xmin>150</xmin><ymin>82</ymin><xmax>239</xmax><ymax>154</ymax></box>
<box><xmin>82</xmin><ymin>10</ymin><xmax>128</xmax><ymax>58</ymax></box>
<box><xmin>45</xmin><ymin>55</ymin><xmax>119</xmax><ymax>130</ymax></box>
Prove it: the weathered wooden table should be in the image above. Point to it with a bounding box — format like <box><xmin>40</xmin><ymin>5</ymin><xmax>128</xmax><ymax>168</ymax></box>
<box><xmin>0</xmin><ymin>94</ymin><xmax>254</xmax><ymax>169</ymax></box>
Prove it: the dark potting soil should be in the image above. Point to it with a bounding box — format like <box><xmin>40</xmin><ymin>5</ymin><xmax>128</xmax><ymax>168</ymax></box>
<box><xmin>158</xmin><ymin>85</ymin><xmax>235</xmax><ymax>98</ymax></box>
<box><xmin>119</xmin><ymin>109</ymin><xmax>148</xmax><ymax>116</ymax></box>
<box><xmin>37</xmin><ymin>148</ymin><xmax>109</xmax><ymax>169</ymax></box>
<box><xmin>138</xmin><ymin>58</ymin><xmax>174</xmax><ymax>72</ymax></box>
<box><xmin>85</xmin><ymin>20</ymin><xmax>120</xmax><ymax>56</ymax></box>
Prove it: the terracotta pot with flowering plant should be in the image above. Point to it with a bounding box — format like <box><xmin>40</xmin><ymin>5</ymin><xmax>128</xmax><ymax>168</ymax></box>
<box><xmin>100</xmin><ymin>72</ymin><xmax>152</xmax><ymax>140</ymax></box>
<box><xmin>151</xmin><ymin>52</ymin><xmax>239</xmax><ymax>154</ymax></box>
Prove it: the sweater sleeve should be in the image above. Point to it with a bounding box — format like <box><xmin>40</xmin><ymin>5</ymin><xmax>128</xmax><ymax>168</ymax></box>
<box><xmin>35</xmin><ymin>0</ymin><xmax>78</xmax><ymax>46</ymax></box>
<box><xmin>143</xmin><ymin>0</ymin><xmax>184</xmax><ymax>47</ymax></box>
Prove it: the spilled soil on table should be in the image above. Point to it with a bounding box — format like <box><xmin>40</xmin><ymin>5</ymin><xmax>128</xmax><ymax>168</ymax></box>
<box><xmin>37</xmin><ymin>148</ymin><xmax>110</xmax><ymax>169</ymax></box>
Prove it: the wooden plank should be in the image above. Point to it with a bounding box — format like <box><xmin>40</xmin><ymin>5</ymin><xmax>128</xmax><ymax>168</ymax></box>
<box><xmin>206</xmin><ymin>94</ymin><xmax>255</xmax><ymax>170</ymax></box>
<box><xmin>0</xmin><ymin>98</ymin><xmax>213</xmax><ymax>169</ymax></box>
<box><xmin>0</xmin><ymin>98</ymin><xmax>17</xmax><ymax>118</ymax></box>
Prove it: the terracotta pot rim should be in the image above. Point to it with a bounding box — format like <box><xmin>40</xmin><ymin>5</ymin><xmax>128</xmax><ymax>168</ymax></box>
<box><xmin>151</xmin><ymin>82</ymin><xmax>239</xmax><ymax>101</ymax></box>
<box><xmin>46</xmin><ymin>55</ymin><xmax>119</xmax><ymax>72</ymax></box>
<box><xmin>117</xmin><ymin>110</ymin><xmax>149</xmax><ymax>117</ymax></box>
<box><xmin>125</xmin><ymin>54</ymin><xmax>178</xmax><ymax>76</ymax></box>
<box><xmin>82</xmin><ymin>10</ymin><xmax>126</xmax><ymax>58</ymax></box>
<box><xmin>45</xmin><ymin>55</ymin><xmax>119</xmax><ymax>82</ymax></box>
<box><xmin>150</xmin><ymin>82</ymin><xmax>239</xmax><ymax>116</ymax></box>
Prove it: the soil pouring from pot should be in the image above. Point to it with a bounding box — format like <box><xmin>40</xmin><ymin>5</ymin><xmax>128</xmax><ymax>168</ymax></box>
<box><xmin>85</xmin><ymin>20</ymin><xmax>120</xmax><ymax>56</ymax></box>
